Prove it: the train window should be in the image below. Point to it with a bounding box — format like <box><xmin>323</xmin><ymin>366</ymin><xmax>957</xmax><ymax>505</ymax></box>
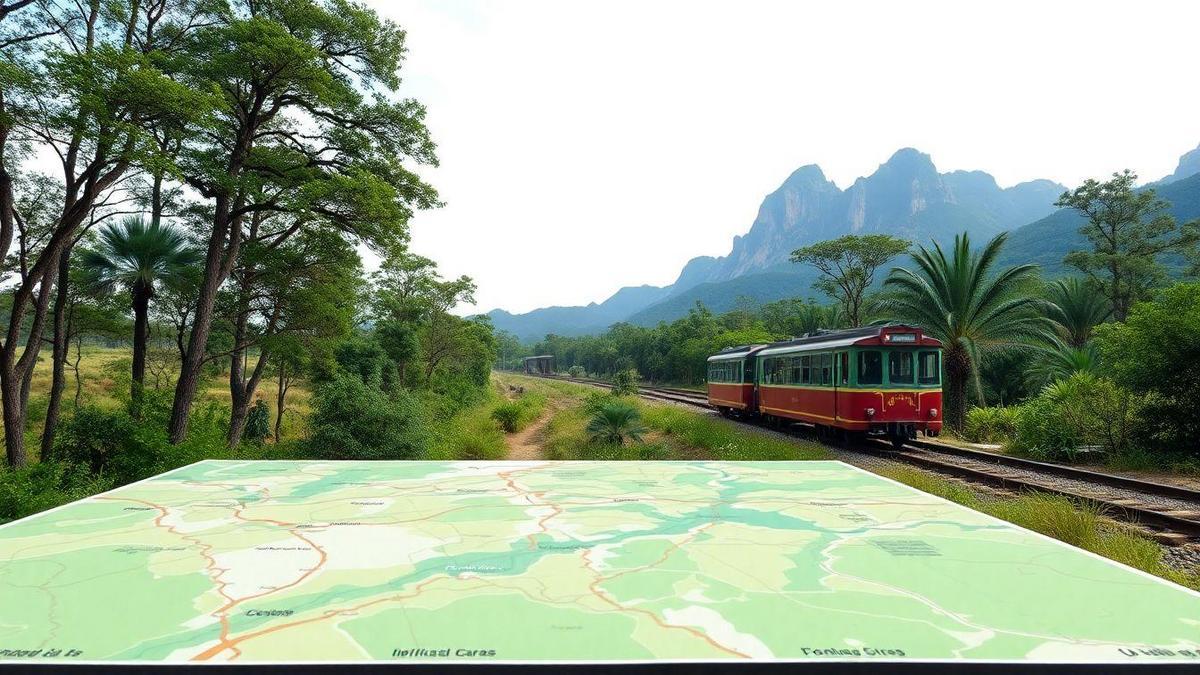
<box><xmin>918</xmin><ymin>351</ymin><xmax>939</xmax><ymax>385</ymax></box>
<box><xmin>889</xmin><ymin>351</ymin><xmax>914</xmax><ymax>385</ymax></box>
<box><xmin>820</xmin><ymin>353</ymin><xmax>832</xmax><ymax>385</ymax></box>
<box><xmin>800</xmin><ymin>355</ymin><xmax>810</xmax><ymax>384</ymax></box>
<box><xmin>839</xmin><ymin>352</ymin><xmax>849</xmax><ymax>385</ymax></box>
<box><xmin>859</xmin><ymin>351</ymin><xmax>882</xmax><ymax>385</ymax></box>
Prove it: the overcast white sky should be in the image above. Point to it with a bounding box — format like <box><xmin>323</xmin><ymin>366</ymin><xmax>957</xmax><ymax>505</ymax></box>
<box><xmin>369</xmin><ymin>0</ymin><xmax>1200</xmax><ymax>315</ymax></box>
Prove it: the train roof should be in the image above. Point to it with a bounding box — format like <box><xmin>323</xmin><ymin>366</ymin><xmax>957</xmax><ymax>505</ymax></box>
<box><xmin>706</xmin><ymin>344</ymin><xmax>768</xmax><ymax>362</ymax></box>
<box><xmin>756</xmin><ymin>323</ymin><xmax>940</xmax><ymax>357</ymax></box>
<box><xmin>706</xmin><ymin>325</ymin><xmax>940</xmax><ymax>362</ymax></box>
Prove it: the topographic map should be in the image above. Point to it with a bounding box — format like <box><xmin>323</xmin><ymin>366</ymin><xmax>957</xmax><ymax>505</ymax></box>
<box><xmin>1</xmin><ymin>460</ymin><xmax>1198</xmax><ymax>666</ymax></box>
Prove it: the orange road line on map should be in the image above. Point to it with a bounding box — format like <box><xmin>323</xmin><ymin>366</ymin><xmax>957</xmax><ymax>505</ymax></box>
<box><xmin>190</xmin><ymin>575</ymin><xmax>447</xmax><ymax>660</ymax></box>
<box><xmin>189</xmin><ymin>503</ymin><xmax>331</xmax><ymax>662</ymax></box>
<box><xmin>580</xmin><ymin>537</ymin><xmax>748</xmax><ymax>659</ymax></box>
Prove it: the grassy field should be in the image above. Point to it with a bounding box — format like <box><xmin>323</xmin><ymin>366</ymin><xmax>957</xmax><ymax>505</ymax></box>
<box><xmin>11</xmin><ymin>345</ymin><xmax>314</xmax><ymax>460</ymax></box>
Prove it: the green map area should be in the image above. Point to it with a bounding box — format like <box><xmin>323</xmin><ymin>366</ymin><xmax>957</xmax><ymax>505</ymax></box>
<box><xmin>1</xmin><ymin>460</ymin><xmax>1198</xmax><ymax>665</ymax></box>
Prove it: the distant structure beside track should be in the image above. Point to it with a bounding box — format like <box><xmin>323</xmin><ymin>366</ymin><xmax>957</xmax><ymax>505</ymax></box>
<box><xmin>523</xmin><ymin>355</ymin><xmax>555</xmax><ymax>375</ymax></box>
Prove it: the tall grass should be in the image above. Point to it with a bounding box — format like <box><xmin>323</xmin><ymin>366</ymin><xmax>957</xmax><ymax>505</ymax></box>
<box><xmin>640</xmin><ymin>405</ymin><xmax>828</xmax><ymax>461</ymax></box>
<box><xmin>877</xmin><ymin>466</ymin><xmax>1200</xmax><ymax>591</ymax></box>
<box><xmin>490</xmin><ymin>391</ymin><xmax>547</xmax><ymax>433</ymax></box>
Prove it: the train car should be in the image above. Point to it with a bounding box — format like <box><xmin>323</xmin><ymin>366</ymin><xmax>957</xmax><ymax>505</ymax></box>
<box><xmin>705</xmin><ymin>344</ymin><xmax>766</xmax><ymax>415</ymax></box>
<box><xmin>756</xmin><ymin>324</ymin><xmax>942</xmax><ymax>446</ymax></box>
<box><xmin>707</xmin><ymin>324</ymin><xmax>943</xmax><ymax>448</ymax></box>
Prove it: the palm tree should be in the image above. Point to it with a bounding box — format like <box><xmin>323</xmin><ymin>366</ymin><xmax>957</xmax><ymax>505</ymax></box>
<box><xmin>81</xmin><ymin>217</ymin><xmax>199</xmax><ymax>416</ymax></box>
<box><xmin>1030</xmin><ymin>338</ymin><xmax>1100</xmax><ymax>386</ymax></box>
<box><xmin>882</xmin><ymin>232</ymin><xmax>1048</xmax><ymax>431</ymax></box>
<box><xmin>1044</xmin><ymin>277</ymin><xmax>1110</xmax><ymax>348</ymax></box>
<box><xmin>586</xmin><ymin>400</ymin><xmax>647</xmax><ymax>445</ymax></box>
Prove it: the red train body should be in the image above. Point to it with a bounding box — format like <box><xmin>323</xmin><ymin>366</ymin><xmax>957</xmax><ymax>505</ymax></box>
<box><xmin>705</xmin><ymin>324</ymin><xmax>943</xmax><ymax>446</ymax></box>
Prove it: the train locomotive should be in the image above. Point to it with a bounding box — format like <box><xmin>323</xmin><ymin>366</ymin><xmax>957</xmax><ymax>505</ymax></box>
<box><xmin>706</xmin><ymin>324</ymin><xmax>943</xmax><ymax>448</ymax></box>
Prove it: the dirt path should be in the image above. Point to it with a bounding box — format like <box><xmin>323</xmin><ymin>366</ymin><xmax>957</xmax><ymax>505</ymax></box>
<box><xmin>504</xmin><ymin>408</ymin><xmax>554</xmax><ymax>460</ymax></box>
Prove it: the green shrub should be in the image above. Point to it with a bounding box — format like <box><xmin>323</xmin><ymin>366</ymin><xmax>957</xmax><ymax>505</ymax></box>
<box><xmin>490</xmin><ymin>402</ymin><xmax>525</xmax><ymax>432</ymax></box>
<box><xmin>586</xmin><ymin>400</ymin><xmax>646</xmax><ymax>446</ymax></box>
<box><xmin>611</xmin><ymin>369</ymin><xmax>639</xmax><ymax>397</ymax></box>
<box><xmin>567</xmin><ymin>365</ymin><xmax>586</xmax><ymax>378</ymax></box>
<box><xmin>307</xmin><ymin>374</ymin><xmax>428</xmax><ymax>460</ymax></box>
<box><xmin>1094</xmin><ymin>283</ymin><xmax>1200</xmax><ymax>457</ymax></box>
<box><xmin>54</xmin><ymin>406</ymin><xmax>158</xmax><ymax>479</ymax></box>
<box><xmin>963</xmin><ymin>406</ymin><xmax>1020</xmax><ymax>443</ymax></box>
<box><xmin>0</xmin><ymin>462</ymin><xmax>114</xmax><ymax>525</ymax></box>
<box><xmin>1010</xmin><ymin>373</ymin><xmax>1143</xmax><ymax>461</ymax></box>
<box><xmin>244</xmin><ymin>400</ymin><xmax>271</xmax><ymax>444</ymax></box>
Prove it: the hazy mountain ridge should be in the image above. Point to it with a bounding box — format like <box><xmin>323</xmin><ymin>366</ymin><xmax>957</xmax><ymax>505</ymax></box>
<box><xmin>488</xmin><ymin>144</ymin><xmax>1200</xmax><ymax>342</ymax></box>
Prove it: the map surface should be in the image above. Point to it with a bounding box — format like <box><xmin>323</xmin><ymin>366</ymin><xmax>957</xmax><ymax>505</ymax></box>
<box><xmin>1</xmin><ymin>459</ymin><xmax>1198</xmax><ymax>665</ymax></box>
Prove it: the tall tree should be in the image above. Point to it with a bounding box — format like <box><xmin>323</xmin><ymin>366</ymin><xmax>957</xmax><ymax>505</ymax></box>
<box><xmin>0</xmin><ymin>1</ymin><xmax>207</xmax><ymax>465</ymax></box>
<box><xmin>791</xmin><ymin>234</ymin><xmax>910</xmax><ymax>327</ymax></box>
<box><xmin>1056</xmin><ymin>170</ymin><xmax>1200</xmax><ymax>321</ymax></box>
<box><xmin>883</xmin><ymin>232</ymin><xmax>1047</xmax><ymax>431</ymax></box>
<box><xmin>80</xmin><ymin>217</ymin><xmax>198</xmax><ymax>417</ymax></box>
<box><xmin>221</xmin><ymin>221</ymin><xmax>360</xmax><ymax>447</ymax></box>
<box><xmin>166</xmin><ymin>0</ymin><xmax>438</xmax><ymax>443</ymax></box>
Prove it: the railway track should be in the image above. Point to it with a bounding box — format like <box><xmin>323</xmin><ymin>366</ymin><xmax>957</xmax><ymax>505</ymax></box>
<box><xmin>544</xmin><ymin>374</ymin><xmax>1200</xmax><ymax>543</ymax></box>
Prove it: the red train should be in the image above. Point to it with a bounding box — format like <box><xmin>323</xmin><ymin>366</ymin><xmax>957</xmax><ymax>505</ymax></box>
<box><xmin>706</xmin><ymin>324</ymin><xmax>943</xmax><ymax>448</ymax></box>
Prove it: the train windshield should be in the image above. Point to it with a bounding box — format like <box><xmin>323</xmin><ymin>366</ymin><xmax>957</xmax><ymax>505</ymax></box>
<box><xmin>888</xmin><ymin>351</ymin><xmax>914</xmax><ymax>384</ymax></box>
<box><xmin>858</xmin><ymin>351</ymin><xmax>882</xmax><ymax>385</ymax></box>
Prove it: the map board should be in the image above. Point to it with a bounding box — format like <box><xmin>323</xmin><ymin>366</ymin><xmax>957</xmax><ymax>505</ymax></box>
<box><xmin>1</xmin><ymin>460</ymin><xmax>1198</xmax><ymax>667</ymax></box>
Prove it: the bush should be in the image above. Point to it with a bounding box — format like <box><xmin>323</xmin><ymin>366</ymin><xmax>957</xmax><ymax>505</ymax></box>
<box><xmin>586</xmin><ymin>400</ymin><xmax>646</xmax><ymax>446</ymax></box>
<box><xmin>1010</xmin><ymin>373</ymin><xmax>1143</xmax><ymax>461</ymax></box>
<box><xmin>307</xmin><ymin>374</ymin><xmax>428</xmax><ymax>460</ymax></box>
<box><xmin>1094</xmin><ymin>283</ymin><xmax>1200</xmax><ymax>456</ymax></box>
<box><xmin>54</xmin><ymin>406</ymin><xmax>158</xmax><ymax>480</ymax></box>
<box><xmin>567</xmin><ymin>365</ymin><xmax>586</xmax><ymax>378</ymax></box>
<box><xmin>611</xmin><ymin>369</ymin><xmax>639</xmax><ymax>397</ymax></box>
<box><xmin>0</xmin><ymin>461</ymin><xmax>114</xmax><ymax>525</ymax></box>
<box><xmin>490</xmin><ymin>402</ymin><xmax>524</xmax><ymax>432</ymax></box>
<box><xmin>963</xmin><ymin>406</ymin><xmax>1020</xmax><ymax>443</ymax></box>
<box><xmin>244</xmin><ymin>400</ymin><xmax>271</xmax><ymax>444</ymax></box>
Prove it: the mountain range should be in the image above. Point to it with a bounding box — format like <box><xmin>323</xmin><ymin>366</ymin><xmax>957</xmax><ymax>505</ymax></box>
<box><xmin>487</xmin><ymin>144</ymin><xmax>1200</xmax><ymax>342</ymax></box>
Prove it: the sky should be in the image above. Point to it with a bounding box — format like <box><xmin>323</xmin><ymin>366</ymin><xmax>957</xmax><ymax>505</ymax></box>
<box><xmin>369</xmin><ymin>0</ymin><xmax>1200</xmax><ymax>315</ymax></box>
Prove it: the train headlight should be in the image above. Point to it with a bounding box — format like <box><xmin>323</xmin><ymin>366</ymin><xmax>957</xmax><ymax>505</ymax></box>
<box><xmin>865</xmin><ymin>407</ymin><xmax>876</xmax><ymax>418</ymax></box>
<box><xmin>929</xmin><ymin>407</ymin><xmax>938</xmax><ymax>418</ymax></box>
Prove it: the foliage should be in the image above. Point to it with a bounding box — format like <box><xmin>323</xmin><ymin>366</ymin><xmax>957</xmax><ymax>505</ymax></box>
<box><xmin>1028</xmin><ymin>339</ymin><xmax>1100</xmax><ymax>387</ymax></box>
<box><xmin>962</xmin><ymin>406</ymin><xmax>1020</xmax><ymax>444</ymax></box>
<box><xmin>1010</xmin><ymin>373</ymin><xmax>1143</xmax><ymax>461</ymax></box>
<box><xmin>1055</xmin><ymin>171</ymin><xmax>1200</xmax><ymax>321</ymax></box>
<box><xmin>586</xmin><ymin>400</ymin><xmax>647</xmax><ymax>446</ymax></box>
<box><xmin>882</xmin><ymin>232</ymin><xmax>1048</xmax><ymax>431</ymax></box>
<box><xmin>0</xmin><ymin>462</ymin><xmax>114</xmax><ymax>526</ymax></box>
<box><xmin>243</xmin><ymin>400</ymin><xmax>271</xmax><ymax>444</ymax></box>
<box><xmin>1044</xmin><ymin>277</ymin><xmax>1110</xmax><ymax>347</ymax></box>
<box><xmin>790</xmin><ymin>234</ymin><xmax>910</xmax><ymax>327</ymax></box>
<box><xmin>977</xmin><ymin>349</ymin><xmax>1035</xmax><ymax>406</ymax></box>
<box><xmin>490</xmin><ymin>393</ymin><xmax>545</xmax><ymax>433</ymax></box>
<box><xmin>307</xmin><ymin>374</ymin><xmax>428</xmax><ymax>460</ymax></box>
<box><xmin>54</xmin><ymin>407</ymin><xmax>156</xmax><ymax>479</ymax></box>
<box><xmin>1094</xmin><ymin>282</ymin><xmax>1200</xmax><ymax>456</ymax></box>
<box><xmin>567</xmin><ymin>365</ymin><xmax>586</xmax><ymax>378</ymax></box>
<box><xmin>610</xmin><ymin>369</ymin><xmax>639</xmax><ymax>397</ymax></box>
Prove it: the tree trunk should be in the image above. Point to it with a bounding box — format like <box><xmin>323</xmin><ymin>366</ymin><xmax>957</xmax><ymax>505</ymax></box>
<box><xmin>41</xmin><ymin>244</ymin><xmax>75</xmax><ymax>460</ymax></box>
<box><xmin>72</xmin><ymin>334</ymin><xmax>83</xmax><ymax>409</ymax></box>
<box><xmin>130</xmin><ymin>279</ymin><xmax>151</xmax><ymax>419</ymax></box>
<box><xmin>944</xmin><ymin>345</ymin><xmax>971</xmax><ymax>433</ymax></box>
<box><xmin>227</xmin><ymin>350</ymin><xmax>269</xmax><ymax>448</ymax></box>
<box><xmin>168</xmin><ymin>195</ymin><xmax>240</xmax><ymax>443</ymax></box>
<box><xmin>2</xmin><ymin>257</ymin><xmax>61</xmax><ymax>466</ymax></box>
<box><xmin>274</xmin><ymin>363</ymin><xmax>288</xmax><ymax>444</ymax></box>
